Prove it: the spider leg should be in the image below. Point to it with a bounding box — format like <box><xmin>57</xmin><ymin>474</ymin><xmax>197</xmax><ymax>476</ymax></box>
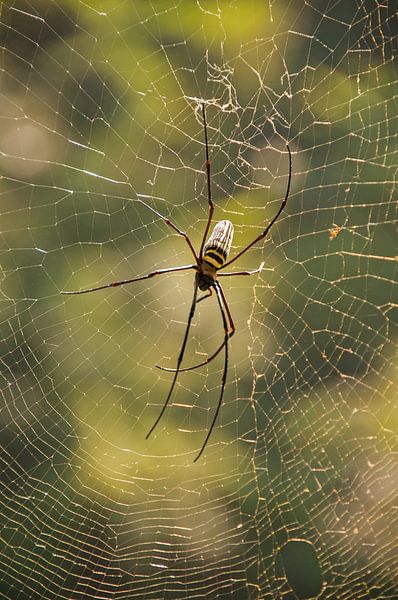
<box><xmin>198</xmin><ymin>103</ymin><xmax>214</xmax><ymax>261</ymax></box>
<box><xmin>146</xmin><ymin>275</ymin><xmax>199</xmax><ymax>440</ymax></box>
<box><xmin>61</xmin><ymin>264</ymin><xmax>196</xmax><ymax>295</ymax></box>
<box><xmin>196</xmin><ymin>288</ymin><xmax>212</xmax><ymax>304</ymax></box>
<box><xmin>156</xmin><ymin>283</ymin><xmax>235</xmax><ymax>373</ymax></box>
<box><xmin>193</xmin><ymin>281</ymin><xmax>229</xmax><ymax>462</ymax></box>
<box><xmin>221</xmin><ymin>144</ymin><xmax>292</xmax><ymax>269</ymax></box>
<box><xmin>218</xmin><ymin>262</ymin><xmax>265</xmax><ymax>277</ymax></box>
<box><xmin>137</xmin><ymin>199</ymin><xmax>199</xmax><ymax>263</ymax></box>
<box><xmin>157</xmin><ymin>337</ymin><xmax>226</xmax><ymax>373</ymax></box>
<box><xmin>160</xmin><ymin>214</ymin><xmax>199</xmax><ymax>264</ymax></box>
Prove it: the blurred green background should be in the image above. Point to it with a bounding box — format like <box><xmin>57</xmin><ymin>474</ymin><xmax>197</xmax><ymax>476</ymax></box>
<box><xmin>0</xmin><ymin>1</ymin><xmax>396</xmax><ymax>598</ymax></box>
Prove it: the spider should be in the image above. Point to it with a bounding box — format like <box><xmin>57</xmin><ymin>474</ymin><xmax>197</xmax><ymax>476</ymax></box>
<box><xmin>62</xmin><ymin>103</ymin><xmax>292</xmax><ymax>462</ymax></box>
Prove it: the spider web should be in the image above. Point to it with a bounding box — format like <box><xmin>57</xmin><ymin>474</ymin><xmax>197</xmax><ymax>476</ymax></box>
<box><xmin>0</xmin><ymin>1</ymin><xmax>397</xmax><ymax>598</ymax></box>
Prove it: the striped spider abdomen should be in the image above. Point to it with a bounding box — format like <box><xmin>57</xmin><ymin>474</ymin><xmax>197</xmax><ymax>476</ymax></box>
<box><xmin>203</xmin><ymin>220</ymin><xmax>234</xmax><ymax>269</ymax></box>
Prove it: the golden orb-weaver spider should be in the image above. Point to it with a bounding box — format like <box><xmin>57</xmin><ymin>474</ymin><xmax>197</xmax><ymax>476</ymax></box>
<box><xmin>62</xmin><ymin>103</ymin><xmax>292</xmax><ymax>462</ymax></box>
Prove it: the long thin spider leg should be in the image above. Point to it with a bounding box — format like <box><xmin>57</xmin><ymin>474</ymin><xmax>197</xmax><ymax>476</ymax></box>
<box><xmin>138</xmin><ymin>201</ymin><xmax>199</xmax><ymax>263</ymax></box>
<box><xmin>218</xmin><ymin>262</ymin><xmax>265</xmax><ymax>277</ymax></box>
<box><xmin>134</xmin><ymin>196</ymin><xmax>199</xmax><ymax>263</ymax></box>
<box><xmin>161</xmin><ymin>216</ymin><xmax>199</xmax><ymax>264</ymax></box>
<box><xmin>196</xmin><ymin>288</ymin><xmax>212</xmax><ymax>304</ymax></box>
<box><xmin>198</xmin><ymin>103</ymin><xmax>214</xmax><ymax>261</ymax></box>
<box><xmin>221</xmin><ymin>144</ymin><xmax>292</xmax><ymax>269</ymax></box>
<box><xmin>146</xmin><ymin>276</ymin><xmax>199</xmax><ymax>440</ymax></box>
<box><xmin>217</xmin><ymin>282</ymin><xmax>235</xmax><ymax>340</ymax></box>
<box><xmin>156</xmin><ymin>338</ymin><xmax>226</xmax><ymax>373</ymax></box>
<box><xmin>193</xmin><ymin>281</ymin><xmax>229</xmax><ymax>462</ymax></box>
<box><xmin>61</xmin><ymin>265</ymin><xmax>196</xmax><ymax>295</ymax></box>
<box><xmin>157</xmin><ymin>282</ymin><xmax>235</xmax><ymax>373</ymax></box>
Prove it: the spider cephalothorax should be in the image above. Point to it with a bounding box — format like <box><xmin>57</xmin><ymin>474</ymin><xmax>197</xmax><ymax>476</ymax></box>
<box><xmin>62</xmin><ymin>103</ymin><xmax>292</xmax><ymax>462</ymax></box>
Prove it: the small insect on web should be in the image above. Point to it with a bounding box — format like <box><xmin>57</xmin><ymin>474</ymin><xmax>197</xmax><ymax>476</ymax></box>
<box><xmin>62</xmin><ymin>103</ymin><xmax>292</xmax><ymax>462</ymax></box>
